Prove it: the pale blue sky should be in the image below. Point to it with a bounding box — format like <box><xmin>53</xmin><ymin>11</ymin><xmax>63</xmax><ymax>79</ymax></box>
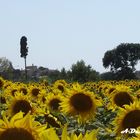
<box><xmin>0</xmin><ymin>0</ymin><xmax>140</xmax><ymax>73</ymax></box>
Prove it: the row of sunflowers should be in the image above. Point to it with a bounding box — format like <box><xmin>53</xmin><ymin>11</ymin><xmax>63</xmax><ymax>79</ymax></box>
<box><xmin>0</xmin><ymin>77</ymin><xmax>140</xmax><ymax>140</ymax></box>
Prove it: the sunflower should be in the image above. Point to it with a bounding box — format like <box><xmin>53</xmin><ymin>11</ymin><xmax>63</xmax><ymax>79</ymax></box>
<box><xmin>46</xmin><ymin>93</ymin><xmax>64</xmax><ymax>112</ymax></box>
<box><xmin>6</xmin><ymin>92</ymin><xmax>35</xmax><ymax>117</ymax></box>
<box><xmin>39</xmin><ymin>79</ymin><xmax>49</xmax><ymax>88</ymax></box>
<box><xmin>113</xmin><ymin>101</ymin><xmax>140</xmax><ymax>135</ymax></box>
<box><xmin>18</xmin><ymin>83</ymin><xmax>28</xmax><ymax>95</ymax></box>
<box><xmin>54</xmin><ymin>80</ymin><xmax>67</xmax><ymax>87</ymax></box>
<box><xmin>105</xmin><ymin>85</ymin><xmax>116</xmax><ymax>95</ymax></box>
<box><xmin>3</xmin><ymin>80</ymin><xmax>12</xmax><ymax>90</ymax></box>
<box><xmin>60</xmin><ymin>83</ymin><xmax>100</xmax><ymax>122</ymax></box>
<box><xmin>54</xmin><ymin>83</ymin><xmax>65</xmax><ymax>93</ymax></box>
<box><xmin>108</xmin><ymin>85</ymin><xmax>135</xmax><ymax>110</ymax></box>
<box><xmin>4</xmin><ymin>83</ymin><xmax>19</xmax><ymax>97</ymax></box>
<box><xmin>0</xmin><ymin>112</ymin><xmax>46</xmax><ymax>140</ymax></box>
<box><xmin>53</xmin><ymin>80</ymin><xmax>67</xmax><ymax>93</ymax></box>
<box><xmin>29</xmin><ymin>85</ymin><xmax>41</xmax><ymax>98</ymax></box>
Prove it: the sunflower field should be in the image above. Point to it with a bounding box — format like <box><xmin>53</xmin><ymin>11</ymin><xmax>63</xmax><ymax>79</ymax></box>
<box><xmin>0</xmin><ymin>77</ymin><xmax>140</xmax><ymax>140</ymax></box>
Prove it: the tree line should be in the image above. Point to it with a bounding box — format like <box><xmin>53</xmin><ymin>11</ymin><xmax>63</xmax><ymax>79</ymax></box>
<box><xmin>0</xmin><ymin>43</ymin><xmax>140</xmax><ymax>83</ymax></box>
<box><xmin>0</xmin><ymin>58</ymin><xmax>100</xmax><ymax>83</ymax></box>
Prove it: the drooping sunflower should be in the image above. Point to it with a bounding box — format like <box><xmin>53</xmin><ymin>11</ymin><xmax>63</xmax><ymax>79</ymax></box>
<box><xmin>44</xmin><ymin>113</ymin><xmax>61</xmax><ymax>128</ymax></box>
<box><xmin>60</xmin><ymin>83</ymin><xmax>101</xmax><ymax>122</ymax></box>
<box><xmin>0</xmin><ymin>112</ymin><xmax>46</xmax><ymax>140</ymax></box>
<box><xmin>108</xmin><ymin>85</ymin><xmax>135</xmax><ymax>110</ymax></box>
<box><xmin>113</xmin><ymin>101</ymin><xmax>140</xmax><ymax>135</ymax></box>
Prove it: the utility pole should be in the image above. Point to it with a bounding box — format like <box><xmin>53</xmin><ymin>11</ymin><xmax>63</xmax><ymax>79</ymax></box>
<box><xmin>20</xmin><ymin>36</ymin><xmax>28</xmax><ymax>80</ymax></box>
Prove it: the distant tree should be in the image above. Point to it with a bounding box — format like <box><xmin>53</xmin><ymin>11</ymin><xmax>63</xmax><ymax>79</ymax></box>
<box><xmin>20</xmin><ymin>36</ymin><xmax>28</xmax><ymax>58</ymax></box>
<box><xmin>20</xmin><ymin>36</ymin><xmax>28</xmax><ymax>80</ymax></box>
<box><xmin>88</xmin><ymin>70</ymin><xmax>100</xmax><ymax>81</ymax></box>
<box><xmin>60</xmin><ymin>67</ymin><xmax>67</xmax><ymax>79</ymax></box>
<box><xmin>100</xmin><ymin>71</ymin><xmax>115</xmax><ymax>80</ymax></box>
<box><xmin>47</xmin><ymin>70</ymin><xmax>61</xmax><ymax>83</ymax></box>
<box><xmin>70</xmin><ymin>60</ymin><xmax>99</xmax><ymax>83</ymax></box>
<box><xmin>38</xmin><ymin>66</ymin><xmax>49</xmax><ymax>76</ymax></box>
<box><xmin>0</xmin><ymin>57</ymin><xmax>13</xmax><ymax>72</ymax></box>
<box><xmin>0</xmin><ymin>57</ymin><xmax>14</xmax><ymax>79</ymax></box>
<box><xmin>102</xmin><ymin>43</ymin><xmax>140</xmax><ymax>80</ymax></box>
<box><xmin>66</xmin><ymin>70</ymin><xmax>73</xmax><ymax>82</ymax></box>
<box><xmin>12</xmin><ymin>69</ymin><xmax>22</xmax><ymax>81</ymax></box>
<box><xmin>38</xmin><ymin>66</ymin><xmax>47</xmax><ymax>71</ymax></box>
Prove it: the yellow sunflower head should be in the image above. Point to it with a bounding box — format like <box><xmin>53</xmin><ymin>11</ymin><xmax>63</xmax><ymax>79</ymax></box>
<box><xmin>39</xmin><ymin>79</ymin><xmax>48</xmax><ymax>87</ymax></box>
<box><xmin>4</xmin><ymin>84</ymin><xmax>18</xmax><ymax>97</ymax></box>
<box><xmin>60</xmin><ymin>84</ymin><xmax>101</xmax><ymax>122</ymax></box>
<box><xmin>113</xmin><ymin>101</ymin><xmax>140</xmax><ymax>135</ymax></box>
<box><xmin>3</xmin><ymin>80</ymin><xmax>12</xmax><ymax>90</ymax></box>
<box><xmin>53</xmin><ymin>80</ymin><xmax>67</xmax><ymax>93</ymax></box>
<box><xmin>46</xmin><ymin>93</ymin><xmax>64</xmax><ymax>111</ymax></box>
<box><xmin>0</xmin><ymin>111</ymin><xmax>46</xmax><ymax>140</ymax></box>
<box><xmin>108</xmin><ymin>85</ymin><xmax>135</xmax><ymax>110</ymax></box>
<box><xmin>18</xmin><ymin>84</ymin><xmax>28</xmax><ymax>95</ymax></box>
<box><xmin>105</xmin><ymin>85</ymin><xmax>116</xmax><ymax>95</ymax></box>
<box><xmin>6</xmin><ymin>92</ymin><xmax>34</xmax><ymax>117</ymax></box>
<box><xmin>29</xmin><ymin>85</ymin><xmax>42</xmax><ymax>101</ymax></box>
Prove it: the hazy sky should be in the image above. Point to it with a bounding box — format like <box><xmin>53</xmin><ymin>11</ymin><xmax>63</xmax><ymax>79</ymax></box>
<box><xmin>1</xmin><ymin>0</ymin><xmax>140</xmax><ymax>73</ymax></box>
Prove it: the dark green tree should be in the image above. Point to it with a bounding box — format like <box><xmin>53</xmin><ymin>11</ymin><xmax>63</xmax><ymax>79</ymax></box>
<box><xmin>102</xmin><ymin>43</ymin><xmax>140</xmax><ymax>80</ymax></box>
<box><xmin>20</xmin><ymin>36</ymin><xmax>28</xmax><ymax>80</ymax></box>
<box><xmin>0</xmin><ymin>57</ymin><xmax>14</xmax><ymax>80</ymax></box>
<box><xmin>47</xmin><ymin>70</ymin><xmax>61</xmax><ymax>83</ymax></box>
<box><xmin>60</xmin><ymin>68</ymin><xmax>67</xmax><ymax>79</ymax></box>
<box><xmin>20</xmin><ymin>36</ymin><xmax>28</xmax><ymax>57</ymax></box>
<box><xmin>88</xmin><ymin>69</ymin><xmax>100</xmax><ymax>81</ymax></box>
<box><xmin>70</xmin><ymin>60</ymin><xmax>99</xmax><ymax>83</ymax></box>
<box><xmin>100</xmin><ymin>72</ymin><xmax>115</xmax><ymax>80</ymax></box>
